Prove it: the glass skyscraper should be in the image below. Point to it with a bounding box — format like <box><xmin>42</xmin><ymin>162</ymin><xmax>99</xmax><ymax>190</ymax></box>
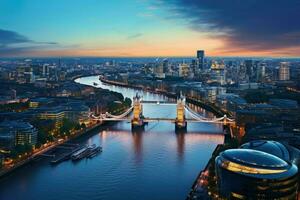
<box><xmin>197</xmin><ymin>50</ymin><xmax>205</xmax><ymax>71</ymax></box>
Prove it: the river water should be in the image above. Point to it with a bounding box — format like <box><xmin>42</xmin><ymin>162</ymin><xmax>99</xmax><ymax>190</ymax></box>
<box><xmin>0</xmin><ymin>76</ymin><xmax>223</xmax><ymax>200</ymax></box>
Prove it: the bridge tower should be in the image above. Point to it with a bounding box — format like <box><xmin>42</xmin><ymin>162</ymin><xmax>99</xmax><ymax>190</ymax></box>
<box><xmin>223</xmin><ymin>115</ymin><xmax>227</xmax><ymax>125</ymax></box>
<box><xmin>175</xmin><ymin>94</ymin><xmax>187</xmax><ymax>131</ymax></box>
<box><xmin>131</xmin><ymin>93</ymin><xmax>144</xmax><ymax>129</ymax></box>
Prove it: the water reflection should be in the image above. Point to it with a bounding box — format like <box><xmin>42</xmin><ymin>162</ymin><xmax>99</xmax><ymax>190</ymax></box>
<box><xmin>0</xmin><ymin>76</ymin><xmax>224</xmax><ymax>200</ymax></box>
<box><xmin>176</xmin><ymin>132</ymin><xmax>185</xmax><ymax>162</ymax></box>
<box><xmin>132</xmin><ymin>130</ymin><xmax>143</xmax><ymax>164</ymax></box>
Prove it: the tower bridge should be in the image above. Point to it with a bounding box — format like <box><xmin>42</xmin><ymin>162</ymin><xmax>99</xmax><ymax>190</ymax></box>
<box><xmin>90</xmin><ymin>94</ymin><xmax>235</xmax><ymax>131</ymax></box>
<box><xmin>131</xmin><ymin>94</ymin><xmax>144</xmax><ymax>128</ymax></box>
<box><xmin>175</xmin><ymin>95</ymin><xmax>187</xmax><ymax>130</ymax></box>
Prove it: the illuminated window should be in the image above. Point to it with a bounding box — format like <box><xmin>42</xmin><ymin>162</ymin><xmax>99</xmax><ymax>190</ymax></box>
<box><xmin>222</xmin><ymin>160</ymin><xmax>287</xmax><ymax>174</ymax></box>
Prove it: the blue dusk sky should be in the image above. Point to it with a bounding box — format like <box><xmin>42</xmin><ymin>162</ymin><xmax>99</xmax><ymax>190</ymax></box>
<box><xmin>1</xmin><ymin>0</ymin><xmax>300</xmax><ymax>57</ymax></box>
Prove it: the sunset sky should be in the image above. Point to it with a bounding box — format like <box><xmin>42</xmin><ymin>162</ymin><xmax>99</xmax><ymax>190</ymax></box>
<box><xmin>1</xmin><ymin>0</ymin><xmax>300</xmax><ymax>57</ymax></box>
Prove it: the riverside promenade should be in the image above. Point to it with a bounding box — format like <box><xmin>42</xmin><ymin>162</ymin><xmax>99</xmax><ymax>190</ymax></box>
<box><xmin>0</xmin><ymin>121</ymin><xmax>105</xmax><ymax>179</ymax></box>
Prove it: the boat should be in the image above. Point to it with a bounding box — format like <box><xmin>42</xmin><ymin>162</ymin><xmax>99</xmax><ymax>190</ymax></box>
<box><xmin>71</xmin><ymin>144</ymin><xmax>101</xmax><ymax>161</ymax></box>
<box><xmin>87</xmin><ymin>146</ymin><xmax>102</xmax><ymax>158</ymax></box>
<box><xmin>71</xmin><ymin>145</ymin><xmax>90</xmax><ymax>161</ymax></box>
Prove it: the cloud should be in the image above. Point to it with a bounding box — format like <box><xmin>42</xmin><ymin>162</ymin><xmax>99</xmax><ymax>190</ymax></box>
<box><xmin>127</xmin><ymin>33</ymin><xmax>143</xmax><ymax>40</ymax></box>
<box><xmin>0</xmin><ymin>29</ymin><xmax>32</xmax><ymax>45</ymax></box>
<box><xmin>0</xmin><ymin>29</ymin><xmax>58</xmax><ymax>56</ymax></box>
<box><xmin>0</xmin><ymin>45</ymin><xmax>37</xmax><ymax>56</ymax></box>
<box><xmin>157</xmin><ymin>0</ymin><xmax>300</xmax><ymax>53</ymax></box>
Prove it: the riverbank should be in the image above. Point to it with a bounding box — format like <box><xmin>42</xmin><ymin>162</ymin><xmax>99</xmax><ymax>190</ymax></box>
<box><xmin>186</xmin><ymin>144</ymin><xmax>223</xmax><ymax>200</ymax></box>
<box><xmin>0</xmin><ymin>76</ymin><xmax>134</xmax><ymax>179</ymax></box>
<box><xmin>0</xmin><ymin>121</ymin><xmax>110</xmax><ymax>179</ymax></box>
<box><xmin>186</xmin><ymin>126</ymin><xmax>239</xmax><ymax>200</ymax></box>
<box><xmin>0</xmin><ymin>75</ymin><xmax>225</xmax><ymax>200</ymax></box>
<box><xmin>70</xmin><ymin>73</ymin><xmax>101</xmax><ymax>81</ymax></box>
<box><xmin>100</xmin><ymin>77</ymin><xmax>229</xmax><ymax>117</ymax></box>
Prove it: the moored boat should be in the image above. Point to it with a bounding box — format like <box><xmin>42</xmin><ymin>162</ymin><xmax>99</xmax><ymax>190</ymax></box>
<box><xmin>71</xmin><ymin>146</ymin><xmax>89</xmax><ymax>161</ymax></box>
<box><xmin>71</xmin><ymin>144</ymin><xmax>101</xmax><ymax>161</ymax></box>
<box><xmin>87</xmin><ymin>146</ymin><xmax>102</xmax><ymax>158</ymax></box>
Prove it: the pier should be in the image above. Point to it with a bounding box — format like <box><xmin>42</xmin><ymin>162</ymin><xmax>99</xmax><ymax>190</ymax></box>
<box><xmin>50</xmin><ymin>144</ymin><xmax>83</xmax><ymax>164</ymax></box>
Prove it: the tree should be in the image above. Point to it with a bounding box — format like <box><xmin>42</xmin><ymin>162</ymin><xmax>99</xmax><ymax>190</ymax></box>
<box><xmin>10</xmin><ymin>144</ymin><xmax>33</xmax><ymax>158</ymax></box>
<box><xmin>75</xmin><ymin>123</ymin><xmax>81</xmax><ymax>130</ymax></box>
<box><xmin>59</xmin><ymin>118</ymin><xmax>78</xmax><ymax>136</ymax></box>
<box><xmin>124</xmin><ymin>97</ymin><xmax>132</xmax><ymax>107</ymax></box>
<box><xmin>31</xmin><ymin>119</ymin><xmax>56</xmax><ymax>146</ymax></box>
<box><xmin>244</xmin><ymin>90</ymin><xmax>269</xmax><ymax>103</ymax></box>
<box><xmin>0</xmin><ymin>102</ymin><xmax>29</xmax><ymax>112</ymax></box>
<box><xmin>80</xmin><ymin>123</ymin><xmax>86</xmax><ymax>129</ymax></box>
<box><xmin>36</xmin><ymin>130</ymin><xmax>47</xmax><ymax>148</ymax></box>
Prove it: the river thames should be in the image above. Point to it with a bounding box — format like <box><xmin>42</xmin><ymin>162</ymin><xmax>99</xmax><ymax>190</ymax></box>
<box><xmin>0</xmin><ymin>76</ymin><xmax>224</xmax><ymax>200</ymax></box>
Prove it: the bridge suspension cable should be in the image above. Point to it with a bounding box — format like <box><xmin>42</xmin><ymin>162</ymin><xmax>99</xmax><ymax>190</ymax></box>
<box><xmin>184</xmin><ymin>105</ymin><xmax>235</xmax><ymax>123</ymax></box>
<box><xmin>184</xmin><ymin>105</ymin><xmax>206</xmax><ymax>120</ymax></box>
<box><xmin>105</xmin><ymin>106</ymin><xmax>134</xmax><ymax>119</ymax></box>
<box><xmin>89</xmin><ymin>102</ymin><xmax>235</xmax><ymax>124</ymax></box>
<box><xmin>90</xmin><ymin>106</ymin><xmax>133</xmax><ymax>120</ymax></box>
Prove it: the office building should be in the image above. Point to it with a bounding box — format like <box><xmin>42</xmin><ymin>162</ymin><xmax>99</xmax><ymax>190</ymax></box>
<box><xmin>154</xmin><ymin>62</ymin><xmax>165</xmax><ymax>79</ymax></box>
<box><xmin>210</xmin><ymin>60</ymin><xmax>226</xmax><ymax>85</ymax></box>
<box><xmin>0</xmin><ymin>121</ymin><xmax>38</xmax><ymax>147</ymax></box>
<box><xmin>279</xmin><ymin>62</ymin><xmax>290</xmax><ymax>81</ymax></box>
<box><xmin>162</xmin><ymin>59</ymin><xmax>169</xmax><ymax>73</ymax></box>
<box><xmin>0</xmin><ymin>126</ymin><xmax>15</xmax><ymax>151</ymax></box>
<box><xmin>215</xmin><ymin>149</ymin><xmax>298</xmax><ymax>199</ymax></box>
<box><xmin>191</xmin><ymin>59</ymin><xmax>198</xmax><ymax>75</ymax></box>
<box><xmin>38</xmin><ymin>107</ymin><xmax>65</xmax><ymax>121</ymax></box>
<box><xmin>63</xmin><ymin>101</ymin><xmax>90</xmax><ymax>124</ymax></box>
<box><xmin>197</xmin><ymin>50</ymin><xmax>205</xmax><ymax>71</ymax></box>
<box><xmin>269</xmin><ymin>98</ymin><xmax>298</xmax><ymax>109</ymax></box>
<box><xmin>245</xmin><ymin>60</ymin><xmax>253</xmax><ymax>79</ymax></box>
<box><xmin>42</xmin><ymin>64</ymin><xmax>50</xmax><ymax>77</ymax></box>
<box><xmin>37</xmin><ymin>101</ymin><xmax>90</xmax><ymax>126</ymax></box>
<box><xmin>179</xmin><ymin>63</ymin><xmax>190</xmax><ymax>78</ymax></box>
<box><xmin>256</xmin><ymin>63</ymin><xmax>266</xmax><ymax>82</ymax></box>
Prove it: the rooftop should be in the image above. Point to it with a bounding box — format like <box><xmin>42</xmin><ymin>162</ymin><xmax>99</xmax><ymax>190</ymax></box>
<box><xmin>240</xmin><ymin>140</ymin><xmax>290</xmax><ymax>162</ymax></box>
<box><xmin>269</xmin><ymin>98</ymin><xmax>298</xmax><ymax>109</ymax></box>
<box><xmin>222</xmin><ymin>149</ymin><xmax>288</xmax><ymax>169</ymax></box>
<box><xmin>0</xmin><ymin>120</ymin><xmax>34</xmax><ymax>130</ymax></box>
<box><xmin>217</xmin><ymin>149</ymin><xmax>299</xmax><ymax>179</ymax></box>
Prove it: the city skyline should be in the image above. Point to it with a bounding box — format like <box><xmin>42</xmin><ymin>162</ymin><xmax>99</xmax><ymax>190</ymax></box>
<box><xmin>1</xmin><ymin>0</ymin><xmax>300</xmax><ymax>58</ymax></box>
<box><xmin>0</xmin><ymin>50</ymin><xmax>299</xmax><ymax>199</ymax></box>
<box><xmin>0</xmin><ymin>1</ymin><xmax>300</xmax><ymax>199</ymax></box>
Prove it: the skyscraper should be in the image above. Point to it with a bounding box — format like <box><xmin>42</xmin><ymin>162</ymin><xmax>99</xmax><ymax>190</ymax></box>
<box><xmin>197</xmin><ymin>50</ymin><xmax>205</xmax><ymax>71</ymax></box>
<box><xmin>279</xmin><ymin>62</ymin><xmax>290</xmax><ymax>81</ymax></box>
<box><xmin>210</xmin><ymin>60</ymin><xmax>226</xmax><ymax>85</ymax></box>
<box><xmin>245</xmin><ymin>60</ymin><xmax>253</xmax><ymax>81</ymax></box>
<box><xmin>162</xmin><ymin>59</ymin><xmax>169</xmax><ymax>73</ymax></box>
<box><xmin>256</xmin><ymin>62</ymin><xmax>266</xmax><ymax>82</ymax></box>
<box><xmin>178</xmin><ymin>63</ymin><xmax>189</xmax><ymax>78</ymax></box>
<box><xmin>154</xmin><ymin>60</ymin><xmax>165</xmax><ymax>78</ymax></box>
<box><xmin>42</xmin><ymin>64</ymin><xmax>50</xmax><ymax>77</ymax></box>
<box><xmin>190</xmin><ymin>59</ymin><xmax>197</xmax><ymax>75</ymax></box>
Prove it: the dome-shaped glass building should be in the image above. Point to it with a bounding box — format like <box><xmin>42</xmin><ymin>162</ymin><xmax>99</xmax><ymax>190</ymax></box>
<box><xmin>215</xmin><ymin>149</ymin><xmax>298</xmax><ymax>199</ymax></box>
<box><xmin>240</xmin><ymin>140</ymin><xmax>300</xmax><ymax>167</ymax></box>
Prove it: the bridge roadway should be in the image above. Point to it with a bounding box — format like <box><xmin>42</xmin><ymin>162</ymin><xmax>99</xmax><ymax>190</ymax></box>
<box><xmin>100</xmin><ymin>117</ymin><xmax>234</xmax><ymax>124</ymax></box>
<box><xmin>140</xmin><ymin>101</ymin><xmax>176</xmax><ymax>105</ymax></box>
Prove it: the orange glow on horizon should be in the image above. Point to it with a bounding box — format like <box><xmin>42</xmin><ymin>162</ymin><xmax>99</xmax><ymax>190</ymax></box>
<box><xmin>14</xmin><ymin>34</ymin><xmax>300</xmax><ymax>58</ymax></box>
<box><xmin>21</xmin><ymin>45</ymin><xmax>300</xmax><ymax>58</ymax></box>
